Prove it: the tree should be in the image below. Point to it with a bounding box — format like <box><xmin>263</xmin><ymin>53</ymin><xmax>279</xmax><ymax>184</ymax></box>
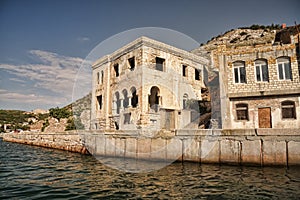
<box><xmin>49</xmin><ymin>107</ymin><xmax>71</xmax><ymax>122</ymax></box>
<box><xmin>65</xmin><ymin>118</ymin><xmax>84</xmax><ymax>131</ymax></box>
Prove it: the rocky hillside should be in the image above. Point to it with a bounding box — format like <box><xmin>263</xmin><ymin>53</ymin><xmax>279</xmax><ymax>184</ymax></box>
<box><xmin>0</xmin><ymin>92</ymin><xmax>92</xmax><ymax>133</ymax></box>
<box><xmin>66</xmin><ymin>92</ymin><xmax>91</xmax><ymax>130</ymax></box>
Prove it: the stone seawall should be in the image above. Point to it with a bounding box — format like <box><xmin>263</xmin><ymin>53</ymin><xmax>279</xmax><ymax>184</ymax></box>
<box><xmin>3</xmin><ymin>131</ymin><xmax>89</xmax><ymax>154</ymax></box>
<box><xmin>3</xmin><ymin>129</ymin><xmax>300</xmax><ymax>166</ymax></box>
<box><xmin>83</xmin><ymin>129</ymin><xmax>300</xmax><ymax>166</ymax></box>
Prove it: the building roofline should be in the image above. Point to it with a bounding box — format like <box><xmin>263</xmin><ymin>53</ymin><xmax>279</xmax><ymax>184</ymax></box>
<box><xmin>92</xmin><ymin>36</ymin><xmax>209</xmax><ymax>69</ymax></box>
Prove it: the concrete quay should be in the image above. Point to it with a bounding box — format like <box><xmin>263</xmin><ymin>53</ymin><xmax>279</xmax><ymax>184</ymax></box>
<box><xmin>3</xmin><ymin>129</ymin><xmax>300</xmax><ymax>166</ymax></box>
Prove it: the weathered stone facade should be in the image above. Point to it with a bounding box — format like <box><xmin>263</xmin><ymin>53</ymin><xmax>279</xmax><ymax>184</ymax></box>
<box><xmin>202</xmin><ymin>25</ymin><xmax>300</xmax><ymax>129</ymax></box>
<box><xmin>91</xmin><ymin>37</ymin><xmax>209</xmax><ymax>131</ymax></box>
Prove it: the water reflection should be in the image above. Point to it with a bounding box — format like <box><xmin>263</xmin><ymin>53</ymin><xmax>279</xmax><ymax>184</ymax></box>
<box><xmin>1</xmin><ymin>138</ymin><xmax>300</xmax><ymax>199</ymax></box>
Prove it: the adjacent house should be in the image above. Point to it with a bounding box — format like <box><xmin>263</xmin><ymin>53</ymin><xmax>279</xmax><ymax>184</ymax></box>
<box><xmin>204</xmin><ymin>25</ymin><xmax>300</xmax><ymax>129</ymax></box>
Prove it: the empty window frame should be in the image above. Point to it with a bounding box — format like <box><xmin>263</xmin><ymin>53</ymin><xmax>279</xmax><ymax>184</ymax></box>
<box><xmin>255</xmin><ymin>59</ymin><xmax>269</xmax><ymax>82</ymax></box>
<box><xmin>183</xmin><ymin>94</ymin><xmax>188</xmax><ymax>109</ymax></box>
<box><xmin>97</xmin><ymin>72</ymin><xmax>100</xmax><ymax>84</ymax></box>
<box><xmin>114</xmin><ymin>64</ymin><xmax>119</xmax><ymax>77</ymax></box>
<box><xmin>182</xmin><ymin>65</ymin><xmax>187</xmax><ymax>77</ymax></box>
<box><xmin>101</xmin><ymin>71</ymin><xmax>104</xmax><ymax>84</ymax></box>
<box><xmin>277</xmin><ymin>57</ymin><xmax>292</xmax><ymax>80</ymax></box>
<box><xmin>233</xmin><ymin>61</ymin><xmax>246</xmax><ymax>83</ymax></box>
<box><xmin>195</xmin><ymin>68</ymin><xmax>201</xmax><ymax>80</ymax></box>
<box><xmin>97</xmin><ymin>95</ymin><xmax>103</xmax><ymax>110</ymax></box>
<box><xmin>236</xmin><ymin>103</ymin><xmax>248</xmax><ymax>120</ymax></box>
<box><xmin>281</xmin><ymin>101</ymin><xmax>296</xmax><ymax>119</ymax></box>
<box><xmin>155</xmin><ymin>57</ymin><xmax>165</xmax><ymax>71</ymax></box>
<box><xmin>128</xmin><ymin>57</ymin><xmax>135</xmax><ymax>71</ymax></box>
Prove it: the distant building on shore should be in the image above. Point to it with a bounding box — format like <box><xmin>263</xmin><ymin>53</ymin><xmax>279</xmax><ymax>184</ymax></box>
<box><xmin>31</xmin><ymin>109</ymin><xmax>49</xmax><ymax>115</ymax></box>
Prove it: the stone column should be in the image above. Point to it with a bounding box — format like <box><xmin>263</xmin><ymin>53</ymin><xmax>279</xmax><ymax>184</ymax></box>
<box><xmin>128</xmin><ymin>95</ymin><xmax>132</xmax><ymax>107</ymax></box>
<box><xmin>120</xmin><ymin>98</ymin><xmax>124</xmax><ymax>111</ymax></box>
<box><xmin>112</xmin><ymin>100</ymin><xmax>117</xmax><ymax>115</ymax></box>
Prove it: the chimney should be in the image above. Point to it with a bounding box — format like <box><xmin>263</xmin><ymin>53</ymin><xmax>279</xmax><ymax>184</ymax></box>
<box><xmin>282</xmin><ymin>23</ymin><xmax>287</xmax><ymax>29</ymax></box>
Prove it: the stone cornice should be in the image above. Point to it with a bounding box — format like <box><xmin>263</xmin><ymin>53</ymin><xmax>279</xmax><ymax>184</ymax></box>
<box><xmin>92</xmin><ymin>36</ymin><xmax>209</xmax><ymax>69</ymax></box>
<box><xmin>228</xmin><ymin>88</ymin><xmax>300</xmax><ymax>99</ymax></box>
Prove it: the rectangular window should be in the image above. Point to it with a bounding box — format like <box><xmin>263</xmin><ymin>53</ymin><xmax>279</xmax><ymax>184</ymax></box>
<box><xmin>240</xmin><ymin>66</ymin><xmax>246</xmax><ymax>83</ymax></box>
<box><xmin>262</xmin><ymin>65</ymin><xmax>269</xmax><ymax>81</ymax></box>
<box><xmin>236</xmin><ymin>104</ymin><xmax>248</xmax><ymax>120</ymax></box>
<box><xmin>256</xmin><ymin>64</ymin><xmax>269</xmax><ymax>82</ymax></box>
<box><xmin>114</xmin><ymin>64</ymin><xmax>119</xmax><ymax>77</ymax></box>
<box><xmin>128</xmin><ymin>57</ymin><xmax>135</xmax><ymax>71</ymax></box>
<box><xmin>124</xmin><ymin>113</ymin><xmax>131</xmax><ymax>124</ymax></box>
<box><xmin>233</xmin><ymin>61</ymin><xmax>246</xmax><ymax>83</ymax></box>
<box><xmin>234</xmin><ymin>65</ymin><xmax>246</xmax><ymax>83</ymax></box>
<box><xmin>282</xmin><ymin>101</ymin><xmax>296</xmax><ymax>119</ymax></box>
<box><xmin>256</xmin><ymin>66</ymin><xmax>261</xmax><ymax>81</ymax></box>
<box><xmin>97</xmin><ymin>72</ymin><xmax>100</xmax><ymax>84</ymax></box>
<box><xmin>97</xmin><ymin>95</ymin><xmax>103</xmax><ymax>110</ymax></box>
<box><xmin>195</xmin><ymin>68</ymin><xmax>200</xmax><ymax>80</ymax></box>
<box><xmin>284</xmin><ymin>63</ymin><xmax>291</xmax><ymax>79</ymax></box>
<box><xmin>155</xmin><ymin>57</ymin><xmax>165</xmax><ymax>71</ymax></box>
<box><xmin>277</xmin><ymin>58</ymin><xmax>292</xmax><ymax>80</ymax></box>
<box><xmin>234</xmin><ymin>68</ymin><xmax>239</xmax><ymax>83</ymax></box>
<box><xmin>182</xmin><ymin>65</ymin><xmax>187</xmax><ymax>77</ymax></box>
<box><xmin>101</xmin><ymin>71</ymin><xmax>104</xmax><ymax>84</ymax></box>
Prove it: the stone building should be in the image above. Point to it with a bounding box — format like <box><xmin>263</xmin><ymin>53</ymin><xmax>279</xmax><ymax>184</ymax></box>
<box><xmin>91</xmin><ymin>37</ymin><xmax>209</xmax><ymax>131</ymax></box>
<box><xmin>204</xmin><ymin>25</ymin><xmax>300</xmax><ymax>129</ymax></box>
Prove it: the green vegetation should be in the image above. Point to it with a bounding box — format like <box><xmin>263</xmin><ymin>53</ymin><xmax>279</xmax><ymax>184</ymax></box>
<box><xmin>65</xmin><ymin>118</ymin><xmax>84</xmax><ymax>131</ymax></box>
<box><xmin>41</xmin><ymin>119</ymin><xmax>49</xmax><ymax>132</ymax></box>
<box><xmin>49</xmin><ymin>107</ymin><xmax>72</xmax><ymax>122</ymax></box>
<box><xmin>0</xmin><ymin>110</ymin><xmax>34</xmax><ymax>131</ymax></box>
<box><xmin>239</xmin><ymin>23</ymin><xmax>281</xmax><ymax>30</ymax></box>
<box><xmin>0</xmin><ymin>93</ymin><xmax>91</xmax><ymax>132</ymax></box>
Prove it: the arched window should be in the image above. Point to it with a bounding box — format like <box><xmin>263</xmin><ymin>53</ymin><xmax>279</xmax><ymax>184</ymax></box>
<box><xmin>149</xmin><ymin>86</ymin><xmax>160</xmax><ymax>112</ymax></box>
<box><xmin>233</xmin><ymin>61</ymin><xmax>246</xmax><ymax>83</ymax></box>
<box><xmin>236</xmin><ymin>103</ymin><xmax>248</xmax><ymax>120</ymax></box>
<box><xmin>130</xmin><ymin>87</ymin><xmax>138</xmax><ymax>108</ymax></box>
<box><xmin>281</xmin><ymin>101</ymin><xmax>296</xmax><ymax>119</ymax></box>
<box><xmin>122</xmin><ymin>89</ymin><xmax>129</xmax><ymax>108</ymax></box>
<box><xmin>255</xmin><ymin>59</ymin><xmax>269</xmax><ymax>82</ymax></box>
<box><xmin>277</xmin><ymin>57</ymin><xmax>292</xmax><ymax>80</ymax></box>
<box><xmin>183</xmin><ymin>93</ymin><xmax>188</xmax><ymax>109</ymax></box>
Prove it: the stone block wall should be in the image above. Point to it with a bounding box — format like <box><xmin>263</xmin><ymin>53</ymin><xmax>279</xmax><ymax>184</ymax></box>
<box><xmin>3</xmin><ymin>131</ymin><xmax>88</xmax><ymax>154</ymax></box>
<box><xmin>3</xmin><ymin>129</ymin><xmax>300</xmax><ymax>167</ymax></box>
<box><xmin>225</xmin><ymin>44</ymin><xmax>299</xmax><ymax>96</ymax></box>
<box><xmin>82</xmin><ymin>129</ymin><xmax>300</xmax><ymax>167</ymax></box>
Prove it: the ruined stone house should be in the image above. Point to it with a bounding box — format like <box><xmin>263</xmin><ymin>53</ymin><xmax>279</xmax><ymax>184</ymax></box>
<box><xmin>204</xmin><ymin>25</ymin><xmax>300</xmax><ymax>129</ymax></box>
<box><xmin>91</xmin><ymin>37</ymin><xmax>209</xmax><ymax>131</ymax></box>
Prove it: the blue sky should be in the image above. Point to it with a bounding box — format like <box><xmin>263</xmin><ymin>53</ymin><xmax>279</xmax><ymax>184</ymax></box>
<box><xmin>0</xmin><ymin>0</ymin><xmax>299</xmax><ymax>111</ymax></box>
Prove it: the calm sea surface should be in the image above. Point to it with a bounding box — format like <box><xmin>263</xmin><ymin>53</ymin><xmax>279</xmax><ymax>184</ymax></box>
<box><xmin>1</xmin><ymin>138</ymin><xmax>300</xmax><ymax>199</ymax></box>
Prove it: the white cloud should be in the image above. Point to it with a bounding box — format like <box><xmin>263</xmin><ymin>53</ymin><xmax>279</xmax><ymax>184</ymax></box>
<box><xmin>9</xmin><ymin>77</ymin><xmax>26</xmax><ymax>83</ymax></box>
<box><xmin>0</xmin><ymin>50</ymin><xmax>92</xmax><ymax>110</ymax></box>
<box><xmin>77</xmin><ymin>36</ymin><xmax>90</xmax><ymax>43</ymax></box>
<box><xmin>0</xmin><ymin>89</ymin><xmax>67</xmax><ymax>105</ymax></box>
